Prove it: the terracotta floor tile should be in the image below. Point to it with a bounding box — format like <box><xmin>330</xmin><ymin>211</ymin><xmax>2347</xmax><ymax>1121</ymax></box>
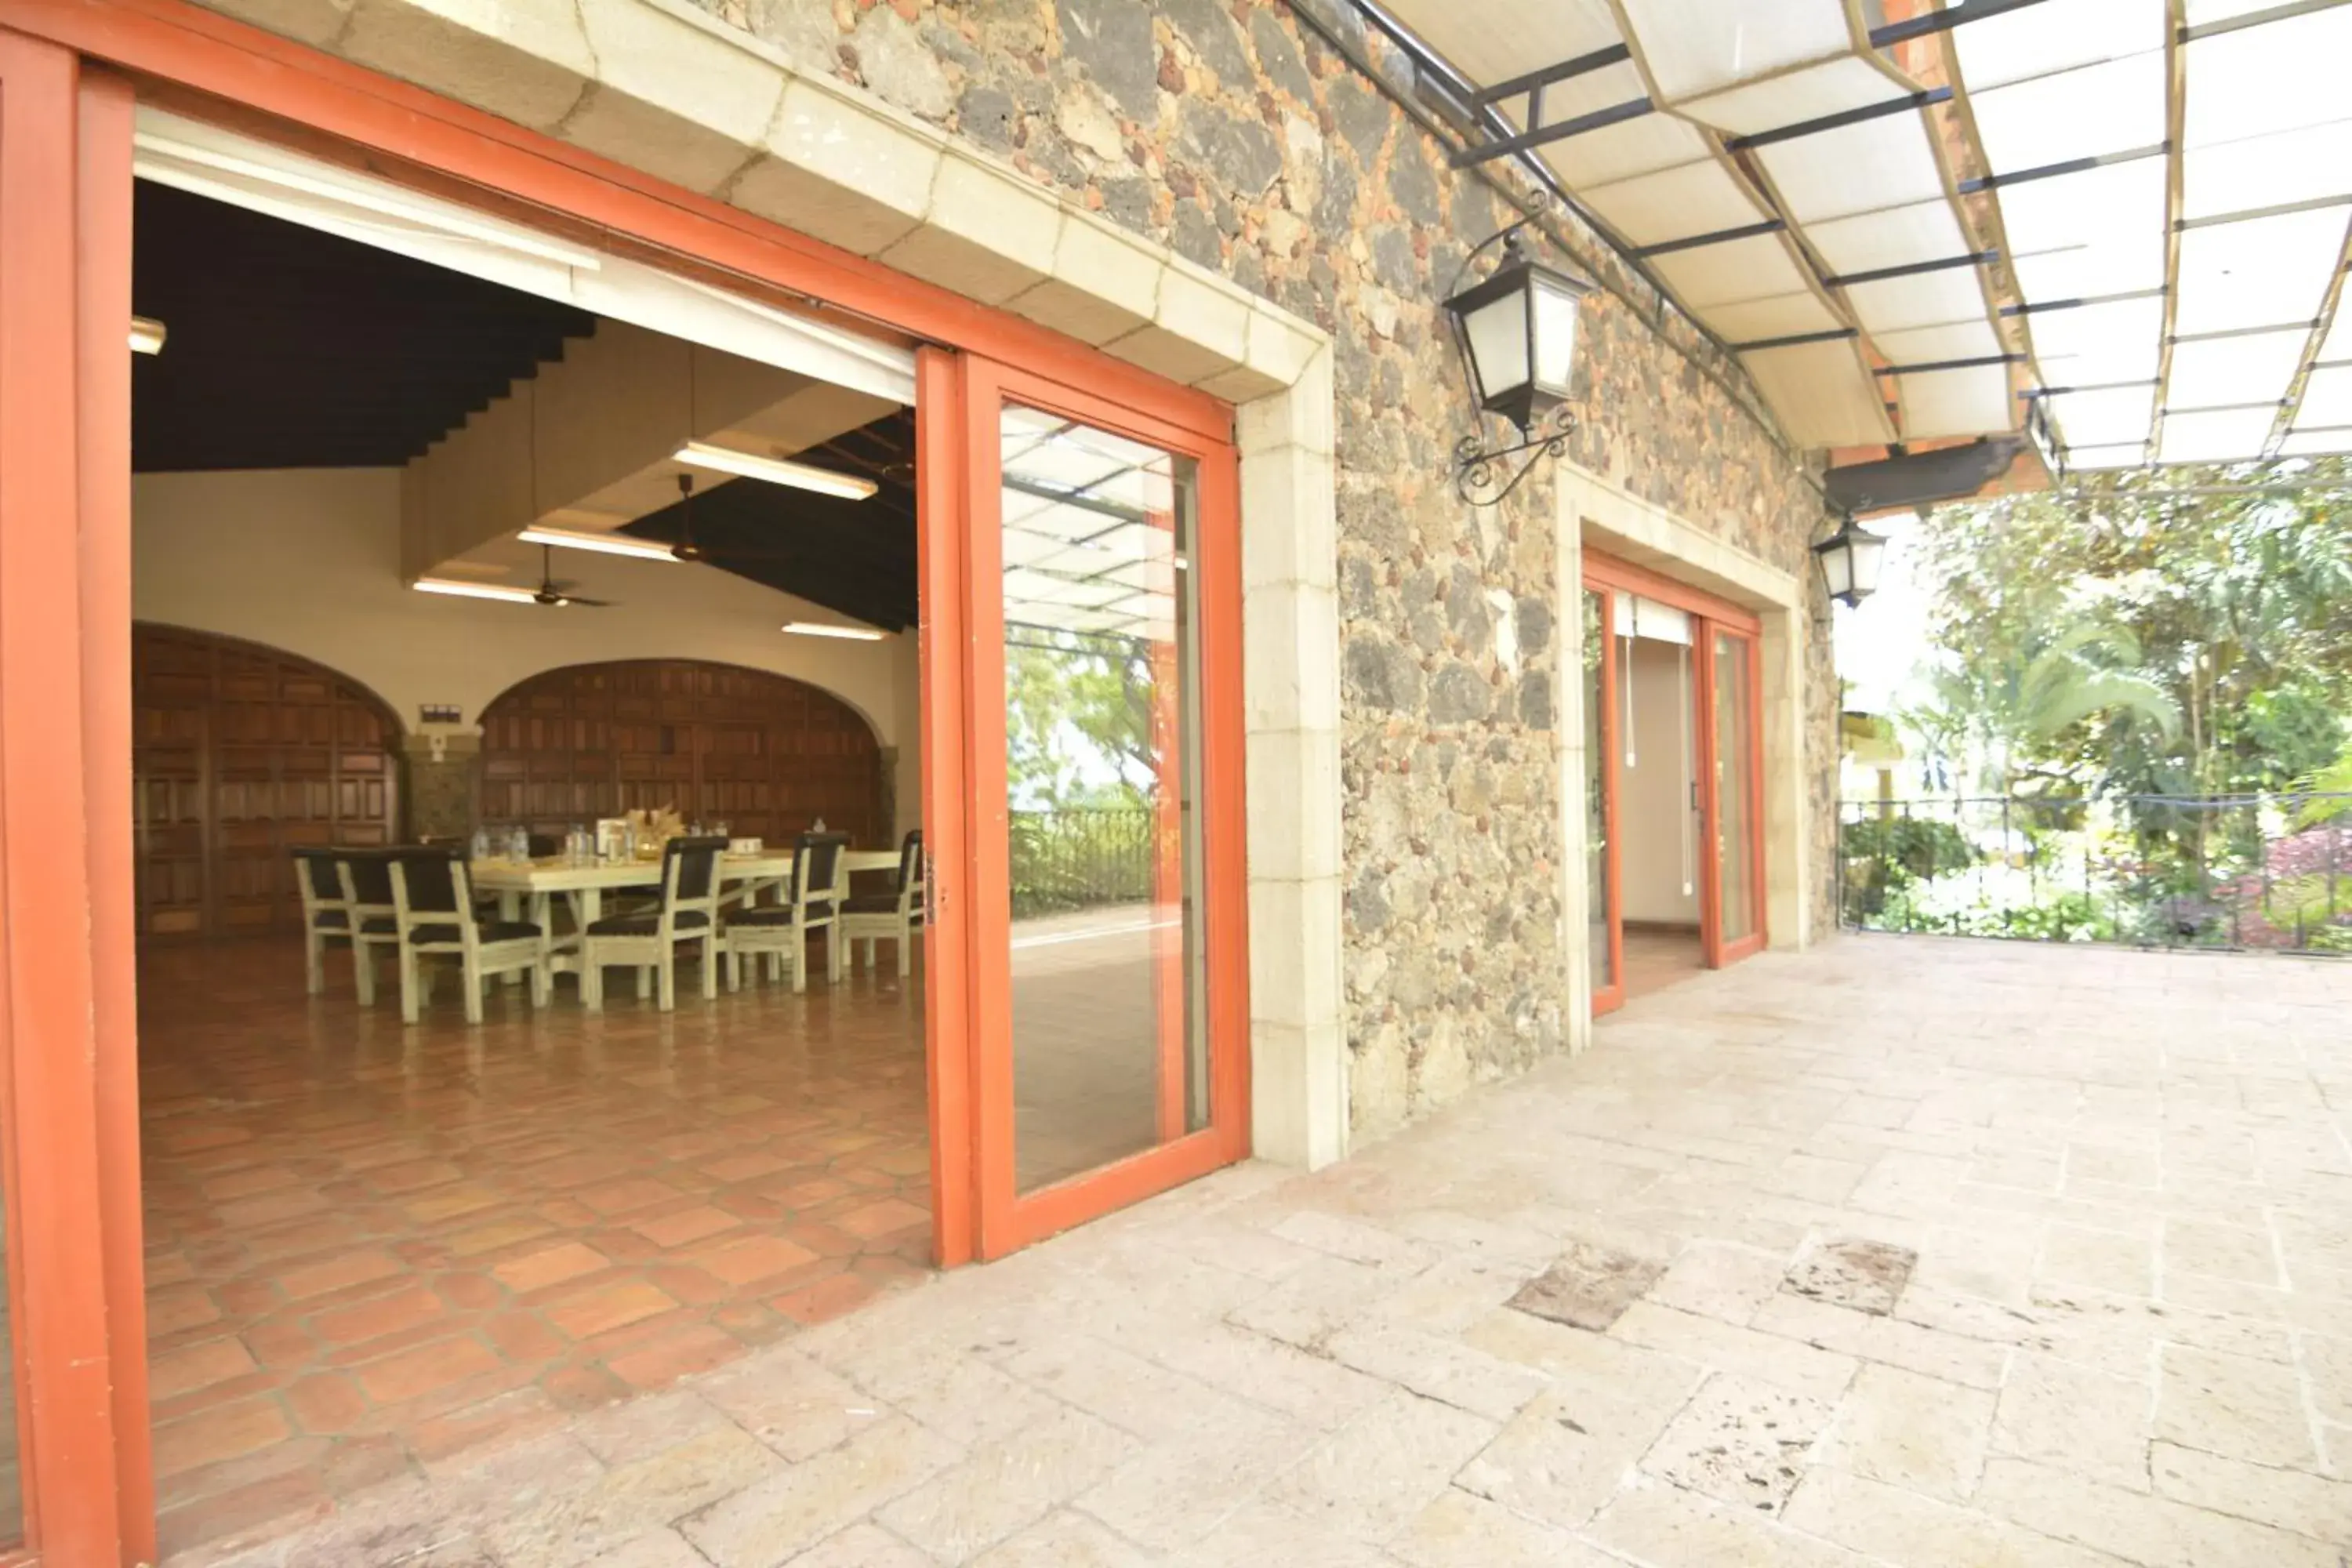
<box><xmin>139</xmin><ymin>935</ymin><xmax>935</xmax><ymax>1556</ymax></box>
<box><xmin>837</xmin><ymin>1197</ymin><xmax>930</xmax><ymax>1240</ymax></box>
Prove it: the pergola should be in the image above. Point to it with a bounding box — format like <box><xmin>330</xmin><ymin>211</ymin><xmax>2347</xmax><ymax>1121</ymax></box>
<box><xmin>1352</xmin><ymin>0</ymin><xmax>2352</xmax><ymax>480</ymax></box>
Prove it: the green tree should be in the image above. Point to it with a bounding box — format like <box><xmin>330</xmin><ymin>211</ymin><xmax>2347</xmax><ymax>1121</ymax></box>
<box><xmin>1004</xmin><ymin>628</ymin><xmax>1163</xmax><ymax>809</ymax></box>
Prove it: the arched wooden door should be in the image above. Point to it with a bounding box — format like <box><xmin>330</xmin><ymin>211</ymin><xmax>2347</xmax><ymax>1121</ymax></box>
<box><xmin>478</xmin><ymin>660</ymin><xmax>887</xmax><ymax>848</ymax></box>
<box><xmin>132</xmin><ymin>625</ymin><xmax>402</xmax><ymax>939</ymax></box>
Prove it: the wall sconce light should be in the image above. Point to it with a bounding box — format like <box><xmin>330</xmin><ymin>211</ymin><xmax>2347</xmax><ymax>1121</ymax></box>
<box><xmin>1812</xmin><ymin>514</ymin><xmax>1889</xmax><ymax>608</ymax></box>
<box><xmin>1439</xmin><ymin>224</ymin><xmax>1595</xmax><ymax>506</ymax></box>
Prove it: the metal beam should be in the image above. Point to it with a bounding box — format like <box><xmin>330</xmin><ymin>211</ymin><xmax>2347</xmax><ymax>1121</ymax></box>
<box><xmin>2181</xmin><ymin>0</ymin><xmax>2351</xmax><ymax>42</ymax></box>
<box><xmin>1887</xmin><ymin>352</ymin><xmax>2028</xmax><ymax>375</ymax></box>
<box><xmin>1958</xmin><ymin>143</ymin><xmax>2169</xmax><ymax>194</ymax></box>
<box><xmin>2001</xmin><ymin>286</ymin><xmax>2168</xmax><ymax>317</ymax></box>
<box><xmin>1472</xmin><ymin>43</ymin><xmax>1632</xmax><ymax>107</ymax></box>
<box><xmin>1731</xmin><ymin>327</ymin><xmax>1860</xmax><ymax>353</ymax></box>
<box><xmin>1449</xmin><ymin>93</ymin><xmax>1654</xmax><ymax>167</ymax></box>
<box><xmin>1723</xmin><ymin>87</ymin><xmax>1952</xmax><ymax>153</ymax></box>
<box><xmin>1632</xmin><ymin>218</ymin><xmax>1788</xmax><ymax>259</ymax></box>
<box><xmin>1867</xmin><ymin>0</ymin><xmax>2053</xmax><ymax>46</ymax></box>
<box><xmin>1824</xmin><ymin>251</ymin><xmax>1998</xmax><ymax>289</ymax></box>
<box><xmin>2024</xmin><ymin>378</ymin><xmax>2159</xmax><ymax>397</ymax></box>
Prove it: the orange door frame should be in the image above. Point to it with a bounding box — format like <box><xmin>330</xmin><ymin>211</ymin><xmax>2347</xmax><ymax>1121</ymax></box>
<box><xmin>1582</xmin><ymin>583</ymin><xmax>1627</xmax><ymax>1018</ymax></box>
<box><xmin>960</xmin><ymin>358</ymin><xmax>1250</xmax><ymax>1261</ymax></box>
<box><xmin>1581</xmin><ymin>549</ymin><xmax>1769</xmax><ymax>994</ymax></box>
<box><xmin>0</xmin><ymin>0</ymin><xmax>1259</xmax><ymax>1556</ymax></box>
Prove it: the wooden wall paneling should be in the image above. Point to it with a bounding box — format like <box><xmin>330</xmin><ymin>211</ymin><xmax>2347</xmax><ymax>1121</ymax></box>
<box><xmin>479</xmin><ymin>659</ymin><xmax>884</xmax><ymax>847</ymax></box>
<box><xmin>129</xmin><ymin>624</ymin><xmax>401</xmax><ymax>940</ymax></box>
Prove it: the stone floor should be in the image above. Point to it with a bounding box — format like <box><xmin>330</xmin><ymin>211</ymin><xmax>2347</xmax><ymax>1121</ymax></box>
<box><xmin>171</xmin><ymin>935</ymin><xmax>2352</xmax><ymax>1566</ymax></box>
<box><xmin>1620</xmin><ymin>924</ymin><xmax>1704</xmax><ymax>1001</ymax></box>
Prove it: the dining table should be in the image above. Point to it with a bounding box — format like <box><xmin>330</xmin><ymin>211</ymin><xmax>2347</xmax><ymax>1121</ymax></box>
<box><xmin>470</xmin><ymin>847</ymin><xmax>902</xmax><ymax>975</ymax></box>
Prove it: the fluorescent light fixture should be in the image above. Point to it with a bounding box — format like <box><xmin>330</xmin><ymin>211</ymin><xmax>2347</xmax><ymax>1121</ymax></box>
<box><xmin>782</xmin><ymin>621</ymin><xmax>887</xmax><ymax>641</ymax></box>
<box><xmin>129</xmin><ymin>316</ymin><xmax>168</xmax><ymax>355</ymax></box>
<box><xmin>517</xmin><ymin>525</ymin><xmax>677</xmax><ymax>562</ymax></box>
<box><xmin>675</xmin><ymin>441</ymin><xmax>879</xmax><ymax>500</ymax></box>
<box><xmin>413</xmin><ymin>577</ymin><xmax>537</xmax><ymax>604</ymax></box>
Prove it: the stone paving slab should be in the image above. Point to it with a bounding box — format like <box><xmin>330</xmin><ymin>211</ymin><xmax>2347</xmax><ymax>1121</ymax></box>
<box><xmin>170</xmin><ymin>937</ymin><xmax>2352</xmax><ymax>1565</ymax></box>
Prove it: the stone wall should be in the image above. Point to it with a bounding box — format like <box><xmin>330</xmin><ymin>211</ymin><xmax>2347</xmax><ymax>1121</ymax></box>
<box><xmin>683</xmin><ymin>0</ymin><xmax>1838</xmax><ymax>1139</ymax></box>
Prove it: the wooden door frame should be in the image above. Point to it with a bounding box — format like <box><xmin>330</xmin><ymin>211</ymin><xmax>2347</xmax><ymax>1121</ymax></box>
<box><xmin>0</xmin><ymin>0</ymin><xmax>1257</xmax><ymax>1555</ymax></box>
<box><xmin>1581</xmin><ymin>549</ymin><xmax>1769</xmax><ymax>1000</ymax></box>
<box><xmin>959</xmin><ymin>356</ymin><xmax>1250</xmax><ymax>1261</ymax></box>
<box><xmin>1582</xmin><ymin>582</ymin><xmax>1626</xmax><ymax>1018</ymax></box>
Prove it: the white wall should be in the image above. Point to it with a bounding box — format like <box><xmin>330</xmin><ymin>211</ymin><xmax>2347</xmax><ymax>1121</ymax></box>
<box><xmin>1615</xmin><ymin>635</ymin><xmax>1701</xmax><ymax>927</ymax></box>
<box><xmin>133</xmin><ymin>468</ymin><xmax>920</xmax><ymax>814</ymax></box>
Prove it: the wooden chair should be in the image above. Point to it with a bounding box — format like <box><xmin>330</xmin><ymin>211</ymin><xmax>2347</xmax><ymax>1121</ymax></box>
<box><xmin>579</xmin><ymin>835</ymin><xmax>728</xmax><ymax>1013</ymax></box>
<box><xmin>724</xmin><ymin>830</ymin><xmax>848</xmax><ymax>993</ymax></box>
<box><xmin>840</xmin><ymin>829</ymin><xmax>924</xmax><ymax>976</ymax></box>
<box><xmin>387</xmin><ymin>846</ymin><xmax>549</xmax><ymax>1025</ymax></box>
<box><xmin>334</xmin><ymin>848</ymin><xmax>404</xmax><ymax>1006</ymax></box>
<box><xmin>292</xmin><ymin>847</ymin><xmax>353</xmax><ymax>995</ymax></box>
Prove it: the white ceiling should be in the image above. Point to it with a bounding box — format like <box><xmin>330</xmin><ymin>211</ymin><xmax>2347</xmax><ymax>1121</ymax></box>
<box><xmin>1374</xmin><ymin>0</ymin><xmax>2352</xmax><ymax>470</ymax></box>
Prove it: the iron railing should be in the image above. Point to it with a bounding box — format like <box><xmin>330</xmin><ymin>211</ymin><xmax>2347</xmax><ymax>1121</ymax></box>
<box><xmin>1838</xmin><ymin>793</ymin><xmax>2352</xmax><ymax>954</ymax></box>
<box><xmin>1008</xmin><ymin>808</ymin><xmax>1157</xmax><ymax>917</ymax></box>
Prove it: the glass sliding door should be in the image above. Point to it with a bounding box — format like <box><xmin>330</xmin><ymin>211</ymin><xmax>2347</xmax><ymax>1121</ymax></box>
<box><xmin>1583</xmin><ymin>586</ymin><xmax>1624</xmax><ymax>1014</ymax></box>
<box><xmin>1701</xmin><ymin>626</ymin><xmax>1766</xmax><ymax>965</ymax></box>
<box><xmin>960</xmin><ymin>358</ymin><xmax>1247</xmax><ymax>1258</ymax></box>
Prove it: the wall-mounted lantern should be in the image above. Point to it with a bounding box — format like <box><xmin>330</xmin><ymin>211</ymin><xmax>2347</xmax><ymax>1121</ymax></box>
<box><xmin>1441</xmin><ymin>225</ymin><xmax>1595</xmax><ymax>505</ymax></box>
<box><xmin>1812</xmin><ymin>515</ymin><xmax>1889</xmax><ymax>607</ymax></box>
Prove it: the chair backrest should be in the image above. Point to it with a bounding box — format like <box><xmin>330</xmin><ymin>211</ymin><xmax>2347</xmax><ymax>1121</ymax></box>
<box><xmin>895</xmin><ymin>828</ymin><xmax>925</xmax><ymax>913</ymax></box>
<box><xmin>388</xmin><ymin>846</ymin><xmax>469</xmax><ymax>940</ymax></box>
<box><xmin>793</xmin><ymin>831</ymin><xmax>851</xmax><ymax>909</ymax></box>
<box><xmin>292</xmin><ymin>848</ymin><xmax>346</xmax><ymax>913</ymax></box>
<box><xmin>660</xmin><ymin>836</ymin><xmax>730</xmax><ymax>924</ymax></box>
<box><xmin>340</xmin><ymin>848</ymin><xmax>397</xmax><ymax>910</ymax></box>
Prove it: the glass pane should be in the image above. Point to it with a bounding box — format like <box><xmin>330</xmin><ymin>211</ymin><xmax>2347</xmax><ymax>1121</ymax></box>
<box><xmin>1583</xmin><ymin>588</ymin><xmax>1613</xmax><ymax>989</ymax></box>
<box><xmin>998</xmin><ymin>406</ymin><xmax>1206</xmax><ymax>1192</ymax></box>
<box><xmin>1714</xmin><ymin>632</ymin><xmax>1756</xmax><ymax>945</ymax></box>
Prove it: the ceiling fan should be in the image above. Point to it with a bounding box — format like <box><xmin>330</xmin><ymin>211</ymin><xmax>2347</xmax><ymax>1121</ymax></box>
<box><xmin>532</xmin><ymin>543</ymin><xmax>613</xmax><ymax>607</ymax></box>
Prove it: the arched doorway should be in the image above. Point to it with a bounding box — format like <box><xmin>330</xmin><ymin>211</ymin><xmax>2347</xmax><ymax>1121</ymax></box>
<box><xmin>478</xmin><ymin>659</ymin><xmax>887</xmax><ymax>848</ymax></box>
<box><xmin>132</xmin><ymin>623</ymin><xmax>403</xmax><ymax>939</ymax></box>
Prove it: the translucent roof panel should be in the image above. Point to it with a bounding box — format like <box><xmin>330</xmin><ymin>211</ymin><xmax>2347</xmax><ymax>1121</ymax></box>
<box><xmin>1875</xmin><ymin>319</ymin><xmax>2004</xmax><ymax>366</ymax></box>
<box><xmin>2008</xmin><ymin>237</ymin><xmax>2169</xmax><ymax>303</ymax></box>
<box><xmin>1678</xmin><ymin>55</ymin><xmax>1910</xmax><ymax>138</ymax></box>
<box><xmin>1967</xmin><ymin>51</ymin><xmax>2168</xmax><ymax>175</ymax></box>
<box><xmin>1994</xmin><ymin>158</ymin><xmax>2168</xmax><ymax>294</ymax></box>
<box><xmin>1737</xmin><ymin>339</ymin><xmax>1896</xmax><ymax>445</ymax></box>
<box><xmin>1581</xmin><ymin>158</ymin><xmax>1766</xmax><ymax>248</ymax></box>
<box><xmin>2172</xmin><ymin>208</ymin><xmax>2349</xmax><ymax>336</ymax></box>
<box><xmin>1806</xmin><ymin>198</ymin><xmax>1972</xmax><ymax>278</ymax></box>
<box><xmin>2046</xmin><ymin>384</ymin><xmax>2156</xmax><ymax>447</ymax></box>
<box><xmin>2165</xmin><ymin>328</ymin><xmax>2310</xmax><ymax>412</ymax></box>
<box><xmin>1842</xmin><ymin>267</ymin><xmax>1992</xmax><ymax>335</ymax></box>
<box><xmin>2158</xmin><ymin>406</ymin><xmax>2279</xmax><ymax>464</ymax></box>
<box><xmin>1651</xmin><ymin>232</ymin><xmax>1813</xmax><ymax>307</ymax></box>
<box><xmin>1613</xmin><ymin>0</ymin><xmax>1854</xmax><ymax>103</ymax></box>
<box><xmin>1379</xmin><ymin>0</ymin><xmax>1621</xmax><ymax>101</ymax></box>
<box><xmin>1896</xmin><ymin>363</ymin><xmax>2016</xmax><ymax>439</ymax></box>
<box><xmin>2296</xmin><ymin>365</ymin><xmax>2352</xmax><ymax>428</ymax></box>
<box><xmin>2063</xmin><ymin>441</ymin><xmax>2151</xmax><ymax>470</ymax></box>
<box><xmin>2027</xmin><ymin>295</ymin><xmax>2166</xmax><ymax>387</ymax></box>
<box><xmin>2182</xmin><ymin>123</ymin><xmax>2352</xmax><ymax>220</ymax></box>
<box><xmin>1952</xmin><ymin>0</ymin><xmax>2168</xmax><ymax>91</ymax></box>
<box><xmin>2278</xmin><ymin>426</ymin><xmax>2352</xmax><ymax>456</ymax></box>
<box><xmin>1755</xmin><ymin>111</ymin><xmax>1947</xmax><ymax>223</ymax></box>
<box><xmin>2183</xmin><ymin>6</ymin><xmax>2352</xmax><ymax>149</ymax></box>
<box><xmin>1698</xmin><ymin>290</ymin><xmax>1846</xmax><ymax>346</ymax></box>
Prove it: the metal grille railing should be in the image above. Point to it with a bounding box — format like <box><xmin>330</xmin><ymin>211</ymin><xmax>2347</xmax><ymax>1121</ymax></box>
<box><xmin>1838</xmin><ymin>794</ymin><xmax>2352</xmax><ymax>953</ymax></box>
<box><xmin>1008</xmin><ymin>808</ymin><xmax>1157</xmax><ymax>918</ymax></box>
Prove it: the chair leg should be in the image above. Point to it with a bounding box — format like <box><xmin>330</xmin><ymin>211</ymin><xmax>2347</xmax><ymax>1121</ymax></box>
<box><xmin>583</xmin><ymin>950</ymin><xmax>604</xmax><ymax>1013</ymax></box>
<box><xmin>305</xmin><ymin>931</ymin><xmax>325</xmax><ymax>994</ymax></box>
<box><xmin>657</xmin><ymin>953</ymin><xmax>676</xmax><ymax>1012</ymax></box>
<box><xmin>724</xmin><ymin>947</ymin><xmax>740</xmax><ymax>993</ymax></box>
<box><xmin>529</xmin><ymin>959</ymin><xmax>550</xmax><ymax>1008</ymax></box>
<box><xmin>702</xmin><ymin>936</ymin><xmax>718</xmax><ymax>1000</ymax></box>
<box><xmin>791</xmin><ymin>931</ymin><xmax>808</xmax><ymax>993</ymax></box>
<box><xmin>463</xmin><ymin>954</ymin><xmax>485</xmax><ymax>1025</ymax></box>
<box><xmin>399</xmin><ymin>949</ymin><xmax>420</xmax><ymax>1025</ymax></box>
<box><xmin>829</xmin><ymin>927</ymin><xmax>844</xmax><ymax>983</ymax></box>
<box><xmin>898</xmin><ymin>926</ymin><xmax>913</xmax><ymax>978</ymax></box>
<box><xmin>636</xmin><ymin>965</ymin><xmax>652</xmax><ymax>1000</ymax></box>
<box><xmin>354</xmin><ymin>942</ymin><xmax>378</xmax><ymax>1005</ymax></box>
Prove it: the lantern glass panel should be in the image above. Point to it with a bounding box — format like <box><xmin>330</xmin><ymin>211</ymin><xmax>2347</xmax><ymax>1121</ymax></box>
<box><xmin>1532</xmin><ymin>274</ymin><xmax>1582</xmax><ymax>396</ymax></box>
<box><xmin>1817</xmin><ymin>539</ymin><xmax>1855</xmax><ymax>599</ymax></box>
<box><xmin>1849</xmin><ymin>531</ymin><xmax>1889</xmax><ymax>597</ymax></box>
<box><xmin>1463</xmin><ymin>289</ymin><xmax>1530</xmax><ymax>411</ymax></box>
